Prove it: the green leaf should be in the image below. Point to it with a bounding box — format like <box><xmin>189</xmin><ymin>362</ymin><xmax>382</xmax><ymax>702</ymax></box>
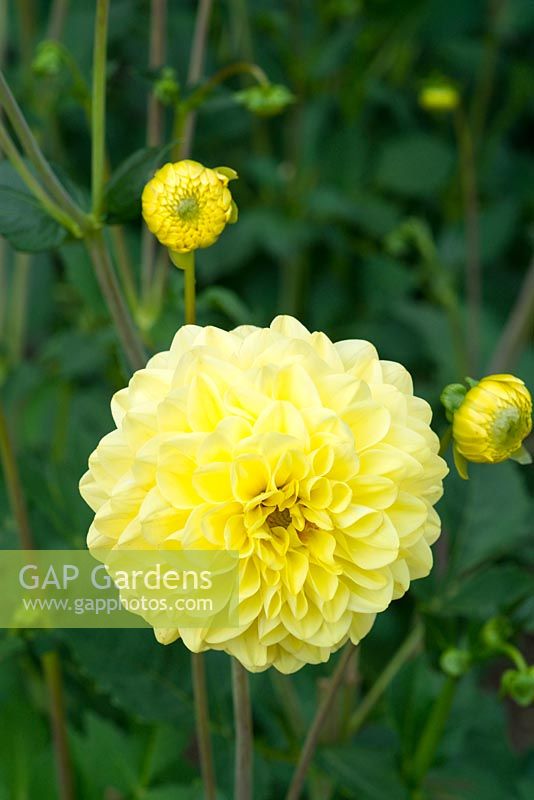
<box><xmin>320</xmin><ymin>743</ymin><xmax>409</xmax><ymax>800</ymax></box>
<box><xmin>72</xmin><ymin>713</ymin><xmax>138</xmax><ymax>796</ymax></box>
<box><xmin>387</xmin><ymin>654</ymin><xmax>445</xmax><ymax>766</ymax></box>
<box><xmin>376</xmin><ymin>134</ymin><xmax>455</xmax><ymax>197</ymax></box>
<box><xmin>104</xmin><ymin>144</ymin><xmax>174</xmax><ymax>223</ymax></box>
<box><xmin>426</xmin><ymin>565</ymin><xmax>534</xmax><ymax>619</ymax></box>
<box><xmin>62</xmin><ymin>629</ymin><xmax>194</xmax><ymax>725</ymax></box>
<box><xmin>0</xmin><ymin>161</ymin><xmax>67</xmax><ymax>252</ymax></box>
<box><xmin>449</xmin><ymin>462</ymin><xmax>531</xmax><ymax>574</ymax></box>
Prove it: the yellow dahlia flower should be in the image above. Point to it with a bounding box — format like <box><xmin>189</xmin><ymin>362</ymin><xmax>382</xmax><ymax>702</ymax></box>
<box><xmin>141</xmin><ymin>160</ymin><xmax>238</xmax><ymax>253</ymax></box>
<box><xmin>419</xmin><ymin>85</ymin><xmax>459</xmax><ymax>113</ymax></box>
<box><xmin>451</xmin><ymin>374</ymin><xmax>532</xmax><ymax>478</ymax></box>
<box><xmin>80</xmin><ymin>316</ymin><xmax>448</xmax><ymax>673</ymax></box>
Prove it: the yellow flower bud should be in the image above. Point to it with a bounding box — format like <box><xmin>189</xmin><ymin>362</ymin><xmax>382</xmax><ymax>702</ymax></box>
<box><xmin>141</xmin><ymin>159</ymin><xmax>238</xmax><ymax>254</ymax></box>
<box><xmin>419</xmin><ymin>85</ymin><xmax>459</xmax><ymax>113</ymax></box>
<box><xmin>452</xmin><ymin>374</ymin><xmax>532</xmax><ymax>478</ymax></box>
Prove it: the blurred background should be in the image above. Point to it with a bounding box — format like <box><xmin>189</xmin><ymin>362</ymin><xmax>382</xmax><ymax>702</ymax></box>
<box><xmin>0</xmin><ymin>1</ymin><xmax>533</xmax><ymax>798</ymax></box>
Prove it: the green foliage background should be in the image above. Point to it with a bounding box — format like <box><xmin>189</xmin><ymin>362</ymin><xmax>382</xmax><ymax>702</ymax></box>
<box><xmin>0</xmin><ymin>1</ymin><xmax>533</xmax><ymax>798</ymax></box>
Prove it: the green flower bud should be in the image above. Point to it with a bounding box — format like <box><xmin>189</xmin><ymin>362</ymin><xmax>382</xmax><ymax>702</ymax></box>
<box><xmin>481</xmin><ymin>617</ymin><xmax>513</xmax><ymax>651</ymax></box>
<box><xmin>154</xmin><ymin>67</ymin><xmax>180</xmax><ymax>106</ymax></box>
<box><xmin>440</xmin><ymin>648</ymin><xmax>471</xmax><ymax>678</ymax></box>
<box><xmin>32</xmin><ymin>40</ymin><xmax>64</xmax><ymax>77</ymax></box>
<box><xmin>419</xmin><ymin>83</ymin><xmax>460</xmax><ymax>113</ymax></box>
<box><xmin>234</xmin><ymin>84</ymin><xmax>295</xmax><ymax>117</ymax></box>
<box><xmin>501</xmin><ymin>667</ymin><xmax>534</xmax><ymax>707</ymax></box>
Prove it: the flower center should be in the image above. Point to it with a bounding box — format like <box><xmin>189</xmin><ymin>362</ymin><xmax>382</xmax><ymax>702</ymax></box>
<box><xmin>176</xmin><ymin>196</ymin><xmax>199</xmax><ymax>221</ymax></box>
<box><xmin>266</xmin><ymin>508</ymin><xmax>291</xmax><ymax>529</ymax></box>
<box><xmin>493</xmin><ymin>407</ymin><xmax>521</xmax><ymax>447</ymax></box>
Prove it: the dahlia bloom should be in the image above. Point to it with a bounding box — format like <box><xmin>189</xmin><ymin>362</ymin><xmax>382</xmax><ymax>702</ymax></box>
<box><xmin>80</xmin><ymin>316</ymin><xmax>448</xmax><ymax>673</ymax></box>
<box><xmin>141</xmin><ymin>160</ymin><xmax>238</xmax><ymax>253</ymax></box>
<box><xmin>450</xmin><ymin>374</ymin><xmax>532</xmax><ymax>478</ymax></box>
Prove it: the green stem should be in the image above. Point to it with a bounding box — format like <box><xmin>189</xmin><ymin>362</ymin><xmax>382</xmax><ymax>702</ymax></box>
<box><xmin>176</xmin><ymin>58</ymin><xmax>270</xmax><ymax>153</ymax></box>
<box><xmin>470</xmin><ymin>0</ymin><xmax>505</xmax><ymax>148</ymax></box>
<box><xmin>454</xmin><ymin>106</ymin><xmax>481</xmax><ymax>374</ymax></box>
<box><xmin>85</xmin><ymin>231</ymin><xmax>147</xmax><ymax>372</ymax></box>
<box><xmin>489</xmin><ymin>252</ymin><xmax>534</xmax><ymax>372</ymax></box>
<box><xmin>16</xmin><ymin>0</ymin><xmax>36</xmax><ymax>68</ymax></box>
<box><xmin>270</xmin><ymin>670</ymin><xmax>305</xmax><ymax>739</ymax></box>
<box><xmin>0</xmin><ymin>238</ymin><xmax>6</xmax><ymax>343</ymax></box>
<box><xmin>348</xmin><ymin>623</ymin><xmax>423</xmax><ymax>735</ymax></box>
<box><xmin>286</xmin><ymin>644</ymin><xmax>355</xmax><ymax>800</ymax></box>
<box><xmin>42</xmin><ymin>651</ymin><xmax>75</xmax><ymax>800</ymax></box>
<box><xmin>147</xmin><ymin>0</ymin><xmax>167</xmax><ymax>147</ymax></box>
<box><xmin>110</xmin><ymin>225</ymin><xmax>138</xmax><ymax>313</ymax></box>
<box><xmin>184</xmin><ymin>252</ymin><xmax>197</xmax><ymax>324</ymax></box>
<box><xmin>91</xmin><ymin>0</ymin><xmax>109</xmax><ymax>220</ymax></box>
<box><xmin>191</xmin><ymin>654</ymin><xmax>217</xmax><ymax>800</ymax></box>
<box><xmin>0</xmin><ymin>69</ymin><xmax>88</xmax><ymax>231</ymax></box>
<box><xmin>0</xmin><ymin>119</ymin><xmax>81</xmax><ymax>235</ymax></box>
<box><xmin>141</xmin><ymin>0</ymin><xmax>167</xmax><ymax>303</ymax></box>
<box><xmin>0</xmin><ymin>402</ymin><xmax>34</xmax><ymax>550</ymax></box>
<box><xmin>179</xmin><ymin>0</ymin><xmax>214</xmax><ymax>159</ymax></box>
<box><xmin>498</xmin><ymin>643</ymin><xmax>528</xmax><ymax>672</ymax></box>
<box><xmin>0</xmin><ymin>403</ymin><xmax>75</xmax><ymax>800</ymax></box>
<box><xmin>9</xmin><ymin>252</ymin><xmax>31</xmax><ymax>362</ymax></box>
<box><xmin>232</xmin><ymin>658</ymin><xmax>253</xmax><ymax>800</ymax></box>
<box><xmin>46</xmin><ymin>0</ymin><xmax>70</xmax><ymax>41</ymax></box>
<box><xmin>410</xmin><ymin>676</ymin><xmax>457</xmax><ymax>788</ymax></box>
<box><xmin>0</xmin><ymin>0</ymin><xmax>7</xmax><ymax>67</ymax></box>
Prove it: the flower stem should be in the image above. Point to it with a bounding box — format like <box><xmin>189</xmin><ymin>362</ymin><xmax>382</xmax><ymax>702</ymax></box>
<box><xmin>489</xmin><ymin>252</ymin><xmax>534</xmax><ymax>372</ymax></box>
<box><xmin>0</xmin><ymin>238</ymin><xmax>6</xmax><ymax>344</ymax></box>
<box><xmin>141</xmin><ymin>0</ymin><xmax>168</xmax><ymax>304</ymax></box>
<box><xmin>46</xmin><ymin>0</ymin><xmax>70</xmax><ymax>40</ymax></box>
<box><xmin>0</xmin><ymin>69</ymin><xmax>88</xmax><ymax>231</ymax></box>
<box><xmin>454</xmin><ymin>106</ymin><xmax>481</xmax><ymax>374</ymax></box>
<box><xmin>0</xmin><ymin>402</ymin><xmax>34</xmax><ymax>550</ymax></box>
<box><xmin>191</xmin><ymin>653</ymin><xmax>217</xmax><ymax>800</ymax></box>
<box><xmin>286</xmin><ymin>644</ymin><xmax>355</xmax><ymax>800</ymax></box>
<box><xmin>179</xmin><ymin>0</ymin><xmax>214</xmax><ymax>159</ymax></box>
<box><xmin>232</xmin><ymin>658</ymin><xmax>253</xmax><ymax>800</ymax></box>
<box><xmin>85</xmin><ymin>231</ymin><xmax>147</xmax><ymax>371</ymax></box>
<box><xmin>42</xmin><ymin>651</ymin><xmax>75</xmax><ymax>800</ymax></box>
<box><xmin>347</xmin><ymin>622</ymin><xmax>423</xmax><ymax>735</ymax></box>
<box><xmin>110</xmin><ymin>225</ymin><xmax>138</xmax><ymax>313</ymax></box>
<box><xmin>8</xmin><ymin>251</ymin><xmax>31</xmax><ymax>362</ymax></box>
<box><xmin>91</xmin><ymin>0</ymin><xmax>109</xmax><ymax>220</ymax></box>
<box><xmin>184</xmin><ymin>252</ymin><xmax>197</xmax><ymax>324</ymax></box>
<box><xmin>410</xmin><ymin>676</ymin><xmax>457</xmax><ymax>788</ymax></box>
<box><xmin>0</xmin><ymin>404</ymin><xmax>75</xmax><ymax>800</ymax></box>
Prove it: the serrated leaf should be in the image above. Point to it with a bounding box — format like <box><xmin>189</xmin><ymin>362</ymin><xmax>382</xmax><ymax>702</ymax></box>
<box><xmin>104</xmin><ymin>144</ymin><xmax>175</xmax><ymax>223</ymax></box>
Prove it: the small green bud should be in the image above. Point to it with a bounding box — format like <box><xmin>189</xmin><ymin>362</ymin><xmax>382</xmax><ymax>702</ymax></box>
<box><xmin>154</xmin><ymin>67</ymin><xmax>180</xmax><ymax>106</ymax></box>
<box><xmin>440</xmin><ymin>648</ymin><xmax>471</xmax><ymax>678</ymax></box>
<box><xmin>481</xmin><ymin>617</ymin><xmax>513</xmax><ymax>650</ymax></box>
<box><xmin>234</xmin><ymin>84</ymin><xmax>295</xmax><ymax>117</ymax></box>
<box><xmin>501</xmin><ymin>667</ymin><xmax>534</xmax><ymax>707</ymax></box>
<box><xmin>419</xmin><ymin>83</ymin><xmax>460</xmax><ymax>113</ymax></box>
<box><xmin>32</xmin><ymin>40</ymin><xmax>64</xmax><ymax>77</ymax></box>
<box><xmin>440</xmin><ymin>383</ymin><xmax>467</xmax><ymax>420</ymax></box>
